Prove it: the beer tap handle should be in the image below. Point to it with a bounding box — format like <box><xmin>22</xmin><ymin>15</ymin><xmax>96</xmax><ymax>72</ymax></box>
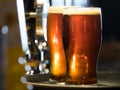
<box><xmin>35</xmin><ymin>0</ymin><xmax>48</xmax><ymax>45</ymax></box>
<box><xmin>35</xmin><ymin>0</ymin><xmax>44</xmax><ymax>37</ymax></box>
<box><xmin>34</xmin><ymin>0</ymin><xmax>50</xmax><ymax>74</ymax></box>
<box><xmin>16</xmin><ymin>0</ymin><xmax>29</xmax><ymax>53</ymax></box>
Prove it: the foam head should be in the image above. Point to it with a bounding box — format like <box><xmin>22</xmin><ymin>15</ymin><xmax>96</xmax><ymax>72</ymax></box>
<box><xmin>48</xmin><ymin>6</ymin><xmax>64</xmax><ymax>14</ymax></box>
<box><xmin>63</xmin><ymin>7</ymin><xmax>101</xmax><ymax>15</ymax></box>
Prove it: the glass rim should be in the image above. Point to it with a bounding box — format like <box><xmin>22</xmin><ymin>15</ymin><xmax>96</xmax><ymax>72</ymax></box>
<box><xmin>48</xmin><ymin>6</ymin><xmax>101</xmax><ymax>15</ymax></box>
<box><xmin>63</xmin><ymin>7</ymin><xmax>101</xmax><ymax>15</ymax></box>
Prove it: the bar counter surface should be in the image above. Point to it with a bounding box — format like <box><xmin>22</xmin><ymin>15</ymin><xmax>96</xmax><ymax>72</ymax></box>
<box><xmin>22</xmin><ymin>41</ymin><xmax>120</xmax><ymax>89</ymax></box>
<box><xmin>24</xmin><ymin>71</ymin><xmax>120</xmax><ymax>89</ymax></box>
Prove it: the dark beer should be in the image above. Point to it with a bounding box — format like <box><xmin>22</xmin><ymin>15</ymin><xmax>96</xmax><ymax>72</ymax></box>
<box><xmin>63</xmin><ymin>7</ymin><xmax>102</xmax><ymax>84</ymax></box>
<box><xmin>47</xmin><ymin>7</ymin><xmax>66</xmax><ymax>82</ymax></box>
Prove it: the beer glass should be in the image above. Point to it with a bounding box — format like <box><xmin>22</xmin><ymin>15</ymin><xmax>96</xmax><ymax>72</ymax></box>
<box><xmin>47</xmin><ymin>7</ymin><xmax>66</xmax><ymax>83</ymax></box>
<box><xmin>63</xmin><ymin>7</ymin><xmax>102</xmax><ymax>84</ymax></box>
<box><xmin>47</xmin><ymin>0</ymin><xmax>89</xmax><ymax>82</ymax></box>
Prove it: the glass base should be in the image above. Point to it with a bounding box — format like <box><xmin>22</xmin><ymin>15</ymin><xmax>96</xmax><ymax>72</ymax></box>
<box><xmin>49</xmin><ymin>78</ymin><xmax>65</xmax><ymax>85</ymax></box>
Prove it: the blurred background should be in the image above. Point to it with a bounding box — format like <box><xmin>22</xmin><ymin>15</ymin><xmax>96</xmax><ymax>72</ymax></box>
<box><xmin>0</xmin><ymin>0</ymin><xmax>26</xmax><ymax>90</ymax></box>
<box><xmin>0</xmin><ymin>0</ymin><xmax>120</xmax><ymax>90</ymax></box>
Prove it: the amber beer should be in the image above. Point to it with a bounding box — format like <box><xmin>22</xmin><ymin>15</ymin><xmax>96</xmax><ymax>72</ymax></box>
<box><xmin>63</xmin><ymin>7</ymin><xmax>102</xmax><ymax>84</ymax></box>
<box><xmin>47</xmin><ymin>7</ymin><xmax>66</xmax><ymax>82</ymax></box>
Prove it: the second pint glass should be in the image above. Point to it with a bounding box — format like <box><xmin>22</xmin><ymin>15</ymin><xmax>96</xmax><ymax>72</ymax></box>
<box><xmin>63</xmin><ymin>7</ymin><xmax>102</xmax><ymax>84</ymax></box>
<box><xmin>47</xmin><ymin>7</ymin><xmax>66</xmax><ymax>83</ymax></box>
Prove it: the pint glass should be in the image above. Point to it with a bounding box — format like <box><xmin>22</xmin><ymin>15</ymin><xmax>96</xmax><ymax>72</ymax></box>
<box><xmin>47</xmin><ymin>7</ymin><xmax>66</xmax><ymax>83</ymax></box>
<box><xmin>63</xmin><ymin>7</ymin><xmax>102</xmax><ymax>84</ymax></box>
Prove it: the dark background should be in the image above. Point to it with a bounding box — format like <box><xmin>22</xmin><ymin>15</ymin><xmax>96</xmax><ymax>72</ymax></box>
<box><xmin>92</xmin><ymin>0</ymin><xmax>120</xmax><ymax>41</ymax></box>
<box><xmin>91</xmin><ymin>0</ymin><xmax>120</xmax><ymax>71</ymax></box>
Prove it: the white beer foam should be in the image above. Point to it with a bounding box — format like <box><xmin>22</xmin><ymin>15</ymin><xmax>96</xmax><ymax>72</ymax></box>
<box><xmin>48</xmin><ymin>6</ymin><xmax>64</xmax><ymax>14</ymax></box>
<box><xmin>63</xmin><ymin>7</ymin><xmax>101</xmax><ymax>15</ymax></box>
<box><xmin>48</xmin><ymin>6</ymin><xmax>79</xmax><ymax>14</ymax></box>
